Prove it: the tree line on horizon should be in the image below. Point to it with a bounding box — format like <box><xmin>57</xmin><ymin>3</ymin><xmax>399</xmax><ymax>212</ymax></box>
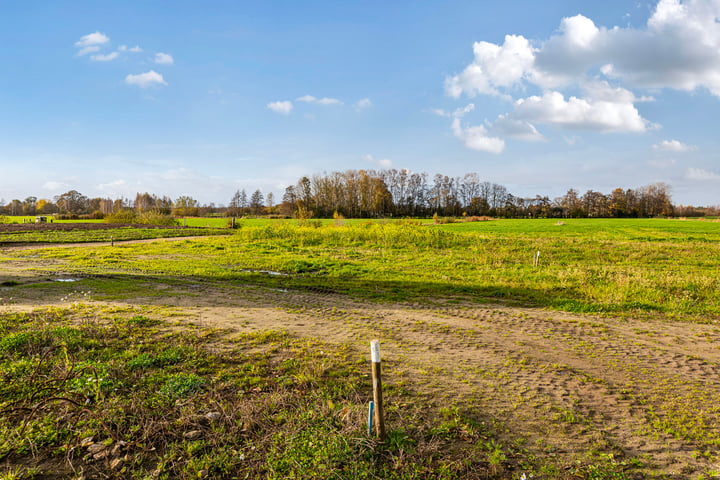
<box><xmin>278</xmin><ymin>170</ymin><xmax>715</xmax><ymax>219</ymax></box>
<box><xmin>1</xmin><ymin>169</ymin><xmax>718</xmax><ymax>220</ymax></box>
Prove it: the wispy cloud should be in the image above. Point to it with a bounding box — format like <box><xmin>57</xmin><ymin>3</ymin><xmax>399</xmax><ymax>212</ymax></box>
<box><xmin>42</xmin><ymin>181</ymin><xmax>71</xmax><ymax>191</ymax></box>
<box><xmin>118</xmin><ymin>45</ymin><xmax>142</xmax><ymax>52</ymax></box>
<box><xmin>429</xmin><ymin>108</ymin><xmax>449</xmax><ymax>117</ymax></box>
<box><xmin>354</xmin><ymin>98</ymin><xmax>372</xmax><ymax>110</ymax></box>
<box><xmin>430</xmin><ymin>104</ymin><xmax>474</xmax><ymax>118</ymax></box>
<box><xmin>647</xmin><ymin>158</ymin><xmax>676</xmax><ymax>169</ymax></box>
<box><xmin>97</xmin><ymin>179</ymin><xmax>127</xmax><ymax>192</ymax></box>
<box><xmin>90</xmin><ymin>52</ymin><xmax>119</xmax><ymax>62</ymax></box>
<box><xmin>686</xmin><ymin>168</ymin><xmax>720</xmax><ymax>181</ymax></box>
<box><xmin>363</xmin><ymin>154</ymin><xmax>392</xmax><ymax>168</ymax></box>
<box><xmin>125</xmin><ymin>70</ymin><xmax>167</xmax><ymax>88</ymax></box>
<box><xmin>77</xmin><ymin>45</ymin><xmax>101</xmax><ymax>56</ymax></box>
<box><xmin>296</xmin><ymin>94</ymin><xmax>343</xmax><ymax>106</ymax></box>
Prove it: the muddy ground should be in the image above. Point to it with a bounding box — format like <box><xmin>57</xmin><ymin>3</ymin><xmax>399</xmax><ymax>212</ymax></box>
<box><xmin>1</xmin><ymin>245</ymin><xmax>719</xmax><ymax>477</ymax></box>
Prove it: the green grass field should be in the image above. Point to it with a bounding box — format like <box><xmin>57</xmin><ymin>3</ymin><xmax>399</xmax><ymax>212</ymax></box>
<box><xmin>2</xmin><ymin>307</ymin><xmax>478</xmax><ymax>479</ymax></box>
<box><xmin>2</xmin><ymin>217</ymin><xmax>720</xmax><ymax>479</ymax></box>
<box><xmin>24</xmin><ymin>218</ymin><xmax>720</xmax><ymax>320</ymax></box>
<box><xmin>0</xmin><ymin>226</ymin><xmax>232</xmax><ymax>245</ymax></box>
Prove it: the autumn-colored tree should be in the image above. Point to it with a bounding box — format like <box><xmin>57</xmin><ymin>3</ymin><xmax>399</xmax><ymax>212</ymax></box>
<box><xmin>608</xmin><ymin>188</ymin><xmax>627</xmax><ymax>217</ymax></box>
<box><xmin>36</xmin><ymin>199</ymin><xmax>57</xmax><ymax>214</ymax></box>
<box><xmin>172</xmin><ymin>196</ymin><xmax>199</xmax><ymax>217</ymax></box>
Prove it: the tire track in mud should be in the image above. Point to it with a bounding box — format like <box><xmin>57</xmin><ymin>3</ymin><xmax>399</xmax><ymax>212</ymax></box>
<box><xmin>168</xmin><ymin>283</ymin><xmax>720</xmax><ymax>474</ymax></box>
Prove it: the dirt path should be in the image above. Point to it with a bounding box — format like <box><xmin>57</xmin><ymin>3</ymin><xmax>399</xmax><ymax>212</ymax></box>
<box><xmin>3</xmin><ymin>277</ymin><xmax>720</xmax><ymax>476</ymax></box>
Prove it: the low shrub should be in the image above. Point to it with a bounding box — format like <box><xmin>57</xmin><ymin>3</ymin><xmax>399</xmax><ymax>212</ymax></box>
<box><xmin>103</xmin><ymin>210</ymin><xmax>179</xmax><ymax>226</ymax></box>
<box><xmin>103</xmin><ymin>210</ymin><xmax>137</xmax><ymax>223</ymax></box>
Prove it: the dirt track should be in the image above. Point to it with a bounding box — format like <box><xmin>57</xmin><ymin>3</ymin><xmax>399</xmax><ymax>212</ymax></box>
<box><xmin>3</xmin><ymin>272</ymin><xmax>720</xmax><ymax>475</ymax></box>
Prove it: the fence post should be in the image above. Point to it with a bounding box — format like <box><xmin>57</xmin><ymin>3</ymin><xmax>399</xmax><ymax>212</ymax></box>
<box><xmin>370</xmin><ymin>340</ymin><xmax>385</xmax><ymax>440</ymax></box>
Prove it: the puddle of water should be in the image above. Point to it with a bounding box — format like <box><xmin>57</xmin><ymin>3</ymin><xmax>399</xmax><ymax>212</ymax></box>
<box><xmin>241</xmin><ymin>269</ymin><xmax>288</xmax><ymax>276</ymax></box>
<box><xmin>54</xmin><ymin>278</ymin><xmax>79</xmax><ymax>282</ymax></box>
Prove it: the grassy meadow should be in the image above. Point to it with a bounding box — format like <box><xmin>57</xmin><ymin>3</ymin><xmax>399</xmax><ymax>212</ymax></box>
<box><xmin>0</xmin><ymin>227</ymin><xmax>232</xmax><ymax>245</ymax></box>
<box><xmin>2</xmin><ymin>217</ymin><xmax>720</xmax><ymax>479</ymax></box>
<box><xmin>23</xmin><ymin>217</ymin><xmax>720</xmax><ymax>320</ymax></box>
<box><xmin>1</xmin><ymin>306</ymin><xmax>476</xmax><ymax>479</ymax></box>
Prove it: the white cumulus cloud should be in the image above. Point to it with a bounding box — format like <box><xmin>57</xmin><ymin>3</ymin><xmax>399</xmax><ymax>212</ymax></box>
<box><xmin>125</xmin><ymin>70</ymin><xmax>167</xmax><ymax>88</ymax></box>
<box><xmin>449</xmin><ymin>0</ymin><xmax>720</xmax><ymax>97</ymax></box>
<box><xmin>445</xmin><ymin>34</ymin><xmax>535</xmax><ymax>98</ymax></box>
<box><xmin>267</xmin><ymin>100</ymin><xmax>293</xmax><ymax>115</ymax></box>
<box><xmin>155</xmin><ymin>52</ymin><xmax>174</xmax><ymax>65</ymax></box>
<box><xmin>451</xmin><ymin>118</ymin><xmax>505</xmax><ymax>154</ymax></box>
<box><xmin>75</xmin><ymin>31</ymin><xmax>110</xmax><ymax>49</ymax></box>
<box><xmin>653</xmin><ymin>139</ymin><xmax>697</xmax><ymax>151</ymax></box>
<box><xmin>443</xmin><ymin>0</ymin><xmax>720</xmax><ymax>152</ymax></box>
<box><xmin>511</xmin><ymin>91</ymin><xmax>648</xmax><ymax>132</ymax></box>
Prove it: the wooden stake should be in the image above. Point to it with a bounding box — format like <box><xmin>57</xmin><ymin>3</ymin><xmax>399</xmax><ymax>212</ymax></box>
<box><xmin>370</xmin><ymin>340</ymin><xmax>385</xmax><ymax>441</ymax></box>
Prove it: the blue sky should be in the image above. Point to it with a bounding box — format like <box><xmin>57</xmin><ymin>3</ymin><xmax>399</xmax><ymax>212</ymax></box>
<box><xmin>1</xmin><ymin>0</ymin><xmax>719</xmax><ymax>206</ymax></box>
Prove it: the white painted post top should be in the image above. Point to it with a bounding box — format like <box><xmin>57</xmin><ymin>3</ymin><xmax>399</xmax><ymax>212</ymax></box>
<box><xmin>370</xmin><ymin>340</ymin><xmax>381</xmax><ymax>363</ymax></box>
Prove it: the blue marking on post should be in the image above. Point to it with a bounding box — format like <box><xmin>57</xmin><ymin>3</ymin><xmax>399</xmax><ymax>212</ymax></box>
<box><xmin>368</xmin><ymin>401</ymin><xmax>374</xmax><ymax>436</ymax></box>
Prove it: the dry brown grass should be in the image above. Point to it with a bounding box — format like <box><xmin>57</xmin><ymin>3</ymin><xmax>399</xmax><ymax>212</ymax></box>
<box><xmin>463</xmin><ymin>215</ymin><xmax>493</xmax><ymax>222</ymax></box>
